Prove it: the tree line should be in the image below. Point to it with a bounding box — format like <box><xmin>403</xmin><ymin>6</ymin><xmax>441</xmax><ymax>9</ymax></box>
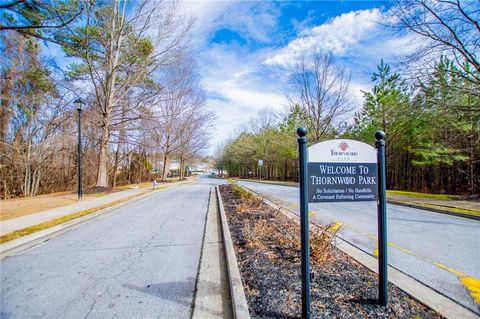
<box><xmin>217</xmin><ymin>0</ymin><xmax>479</xmax><ymax>195</ymax></box>
<box><xmin>0</xmin><ymin>0</ymin><xmax>213</xmax><ymax>198</ymax></box>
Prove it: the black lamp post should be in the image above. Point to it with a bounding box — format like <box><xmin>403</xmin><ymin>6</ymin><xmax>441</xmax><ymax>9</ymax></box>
<box><xmin>74</xmin><ymin>98</ymin><xmax>85</xmax><ymax>200</ymax></box>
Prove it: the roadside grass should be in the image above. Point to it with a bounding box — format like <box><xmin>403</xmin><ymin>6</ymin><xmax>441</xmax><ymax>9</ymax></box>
<box><xmin>115</xmin><ymin>182</ymin><xmax>152</xmax><ymax>190</ymax></box>
<box><xmin>236</xmin><ymin>178</ymin><xmax>299</xmax><ymax>187</ymax></box>
<box><xmin>417</xmin><ymin>203</ymin><xmax>480</xmax><ymax>218</ymax></box>
<box><xmin>386</xmin><ymin>190</ymin><xmax>451</xmax><ymax>200</ymax></box>
<box><xmin>0</xmin><ymin>194</ymin><xmax>144</xmax><ymax>244</ymax></box>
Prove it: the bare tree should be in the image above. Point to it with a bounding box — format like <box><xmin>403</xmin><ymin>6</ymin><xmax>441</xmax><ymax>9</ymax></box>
<box><xmin>62</xmin><ymin>0</ymin><xmax>193</xmax><ymax>187</ymax></box>
<box><xmin>287</xmin><ymin>50</ymin><xmax>353</xmax><ymax>143</ymax></box>
<box><xmin>176</xmin><ymin>99</ymin><xmax>213</xmax><ymax>180</ymax></box>
<box><xmin>152</xmin><ymin>54</ymin><xmax>202</xmax><ymax>180</ymax></box>
<box><xmin>387</xmin><ymin>0</ymin><xmax>480</xmax><ymax>84</ymax></box>
<box><xmin>0</xmin><ymin>30</ymin><xmax>76</xmax><ymax>197</ymax></box>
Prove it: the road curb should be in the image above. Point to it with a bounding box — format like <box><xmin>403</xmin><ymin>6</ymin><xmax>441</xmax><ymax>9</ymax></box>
<box><xmin>387</xmin><ymin>200</ymin><xmax>480</xmax><ymax>221</ymax></box>
<box><xmin>0</xmin><ymin>183</ymin><xmax>187</xmax><ymax>260</ymax></box>
<box><xmin>192</xmin><ymin>187</ymin><xmax>233</xmax><ymax>319</ymax></box>
<box><xmin>238</xmin><ymin>184</ymin><xmax>478</xmax><ymax>319</ymax></box>
<box><xmin>215</xmin><ymin>186</ymin><xmax>251</xmax><ymax>319</ymax></box>
<box><xmin>237</xmin><ymin>179</ymin><xmax>479</xmax><ymax>221</ymax></box>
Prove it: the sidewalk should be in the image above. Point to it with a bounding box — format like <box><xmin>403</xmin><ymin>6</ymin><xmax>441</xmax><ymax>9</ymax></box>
<box><xmin>0</xmin><ymin>187</ymin><xmax>151</xmax><ymax>236</ymax></box>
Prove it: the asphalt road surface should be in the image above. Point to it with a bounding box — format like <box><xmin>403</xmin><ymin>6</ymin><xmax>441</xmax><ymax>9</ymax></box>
<box><xmin>238</xmin><ymin>180</ymin><xmax>480</xmax><ymax>314</ymax></box>
<box><xmin>1</xmin><ymin>175</ymin><xmax>223</xmax><ymax>319</ymax></box>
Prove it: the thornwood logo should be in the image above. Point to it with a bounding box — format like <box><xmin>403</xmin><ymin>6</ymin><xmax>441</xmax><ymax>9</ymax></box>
<box><xmin>330</xmin><ymin>142</ymin><xmax>359</xmax><ymax>157</ymax></box>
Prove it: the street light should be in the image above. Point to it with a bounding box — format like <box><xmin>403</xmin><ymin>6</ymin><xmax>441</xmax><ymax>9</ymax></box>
<box><xmin>74</xmin><ymin>98</ymin><xmax>85</xmax><ymax>200</ymax></box>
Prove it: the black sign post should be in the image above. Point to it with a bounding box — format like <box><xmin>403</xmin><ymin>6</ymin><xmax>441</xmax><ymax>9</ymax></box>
<box><xmin>297</xmin><ymin>127</ymin><xmax>311</xmax><ymax>319</ymax></box>
<box><xmin>375</xmin><ymin>131</ymin><xmax>388</xmax><ymax>305</ymax></box>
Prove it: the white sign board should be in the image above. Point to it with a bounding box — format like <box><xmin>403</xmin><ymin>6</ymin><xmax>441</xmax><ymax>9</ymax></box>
<box><xmin>308</xmin><ymin>139</ymin><xmax>378</xmax><ymax>202</ymax></box>
<box><xmin>258</xmin><ymin>159</ymin><xmax>263</xmax><ymax>166</ymax></box>
<box><xmin>308</xmin><ymin>139</ymin><xmax>377</xmax><ymax>163</ymax></box>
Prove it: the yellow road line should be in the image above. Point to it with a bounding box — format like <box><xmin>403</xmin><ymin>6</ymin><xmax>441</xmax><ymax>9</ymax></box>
<box><xmin>461</xmin><ymin>277</ymin><xmax>480</xmax><ymax>303</ymax></box>
<box><xmin>273</xmin><ymin>197</ymin><xmax>480</xmax><ymax>304</ymax></box>
<box><xmin>327</xmin><ymin>222</ymin><xmax>343</xmax><ymax>233</ymax></box>
<box><xmin>373</xmin><ymin>242</ymin><xmax>379</xmax><ymax>258</ymax></box>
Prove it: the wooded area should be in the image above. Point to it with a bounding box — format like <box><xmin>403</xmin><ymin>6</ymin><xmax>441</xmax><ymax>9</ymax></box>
<box><xmin>216</xmin><ymin>0</ymin><xmax>479</xmax><ymax>195</ymax></box>
<box><xmin>0</xmin><ymin>0</ymin><xmax>212</xmax><ymax>198</ymax></box>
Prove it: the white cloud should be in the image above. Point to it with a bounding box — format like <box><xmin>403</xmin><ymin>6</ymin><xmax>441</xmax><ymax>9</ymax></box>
<box><xmin>264</xmin><ymin>9</ymin><xmax>409</xmax><ymax>67</ymax></box>
<box><xmin>180</xmin><ymin>1</ymin><xmax>281</xmax><ymax>47</ymax></box>
<box><xmin>197</xmin><ymin>44</ymin><xmax>288</xmax><ymax>152</ymax></box>
<box><xmin>218</xmin><ymin>2</ymin><xmax>281</xmax><ymax>43</ymax></box>
<box><xmin>180</xmin><ymin>0</ymin><xmax>236</xmax><ymax>46</ymax></box>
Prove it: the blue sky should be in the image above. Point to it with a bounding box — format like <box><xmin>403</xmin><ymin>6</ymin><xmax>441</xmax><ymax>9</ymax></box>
<box><xmin>180</xmin><ymin>0</ymin><xmax>416</xmax><ymax>153</ymax></box>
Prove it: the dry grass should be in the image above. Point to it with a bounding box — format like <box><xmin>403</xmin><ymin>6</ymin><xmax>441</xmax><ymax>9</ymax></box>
<box><xmin>1</xmin><ymin>192</ymin><xmax>87</xmax><ymax>221</ymax></box>
<box><xmin>310</xmin><ymin>223</ymin><xmax>339</xmax><ymax>265</ymax></box>
<box><xmin>0</xmin><ymin>191</ymin><xmax>125</xmax><ymax>221</ymax></box>
<box><xmin>0</xmin><ymin>178</ymin><xmax>189</xmax><ymax>221</ymax></box>
<box><xmin>231</xmin><ymin>184</ymin><xmax>338</xmax><ymax>266</ymax></box>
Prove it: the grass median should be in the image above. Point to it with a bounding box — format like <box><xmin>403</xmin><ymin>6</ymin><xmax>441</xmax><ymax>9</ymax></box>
<box><xmin>387</xmin><ymin>190</ymin><xmax>452</xmax><ymax>200</ymax></box>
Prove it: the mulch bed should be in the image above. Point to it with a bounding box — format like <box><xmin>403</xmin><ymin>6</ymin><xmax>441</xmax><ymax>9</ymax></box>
<box><xmin>219</xmin><ymin>184</ymin><xmax>443</xmax><ymax>319</ymax></box>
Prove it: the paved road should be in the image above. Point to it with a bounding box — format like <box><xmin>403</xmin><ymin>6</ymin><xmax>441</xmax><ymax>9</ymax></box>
<box><xmin>238</xmin><ymin>180</ymin><xmax>480</xmax><ymax>314</ymax></box>
<box><xmin>1</xmin><ymin>175</ymin><xmax>223</xmax><ymax>319</ymax></box>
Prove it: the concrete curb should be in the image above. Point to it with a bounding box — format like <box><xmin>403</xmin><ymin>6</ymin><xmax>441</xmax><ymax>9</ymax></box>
<box><xmin>387</xmin><ymin>200</ymin><xmax>480</xmax><ymax>221</ymax></box>
<box><xmin>237</xmin><ymin>179</ymin><xmax>479</xmax><ymax>221</ymax></box>
<box><xmin>192</xmin><ymin>187</ymin><xmax>232</xmax><ymax>319</ymax></box>
<box><xmin>238</xmin><ymin>184</ymin><xmax>478</xmax><ymax>319</ymax></box>
<box><xmin>215</xmin><ymin>186</ymin><xmax>251</xmax><ymax>319</ymax></box>
<box><xmin>0</xmin><ymin>182</ymin><xmax>188</xmax><ymax>260</ymax></box>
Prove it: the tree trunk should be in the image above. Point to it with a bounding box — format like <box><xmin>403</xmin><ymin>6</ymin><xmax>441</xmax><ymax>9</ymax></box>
<box><xmin>95</xmin><ymin>3</ymin><xmax>126</xmax><ymax>188</ymax></box>
<box><xmin>112</xmin><ymin>107</ymin><xmax>126</xmax><ymax>188</ymax></box>
<box><xmin>161</xmin><ymin>153</ymin><xmax>169</xmax><ymax>180</ymax></box>
<box><xmin>179</xmin><ymin>158</ymin><xmax>184</xmax><ymax>180</ymax></box>
<box><xmin>127</xmin><ymin>152</ymin><xmax>132</xmax><ymax>183</ymax></box>
<box><xmin>112</xmin><ymin>143</ymin><xmax>121</xmax><ymax>188</ymax></box>
<box><xmin>32</xmin><ymin>168</ymin><xmax>40</xmax><ymax>196</ymax></box>
<box><xmin>96</xmin><ymin>122</ymin><xmax>110</xmax><ymax>187</ymax></box>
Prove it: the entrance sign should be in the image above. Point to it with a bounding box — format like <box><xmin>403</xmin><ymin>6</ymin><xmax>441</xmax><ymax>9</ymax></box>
<box><xmin>308</xmin><ymin>139</ymin><xmax>378</xmax><ymax>203</ymax></box>
<box><xmin>297</xmin><ymin>128</ymin><xmax>389</xmax><ymax>318</ymax></box>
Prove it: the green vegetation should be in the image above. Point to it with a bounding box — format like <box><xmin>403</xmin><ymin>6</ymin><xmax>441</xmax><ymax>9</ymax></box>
<box><xmin>233</xmin><ymin>184</ymin><xmax>255</xmax><ymax>201</ymax></box>
<box><xmin>217</xmin><ymin>56</ymin><xmax>479</xmax><ymax>195</ymax></box>
<box><xmin>417</xmin><ymin>204</ymin><xmax>480</xmax><ymax>218</ymax></box>
<box><xmin>346</xmin><ymin>57</ymin><xmax>478</xmax><ymax>195</ymax></box>
<box><xmin>387</xmin><ymin>190</ymin><xmax>451</xmax><ymax>201</ymax></box>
